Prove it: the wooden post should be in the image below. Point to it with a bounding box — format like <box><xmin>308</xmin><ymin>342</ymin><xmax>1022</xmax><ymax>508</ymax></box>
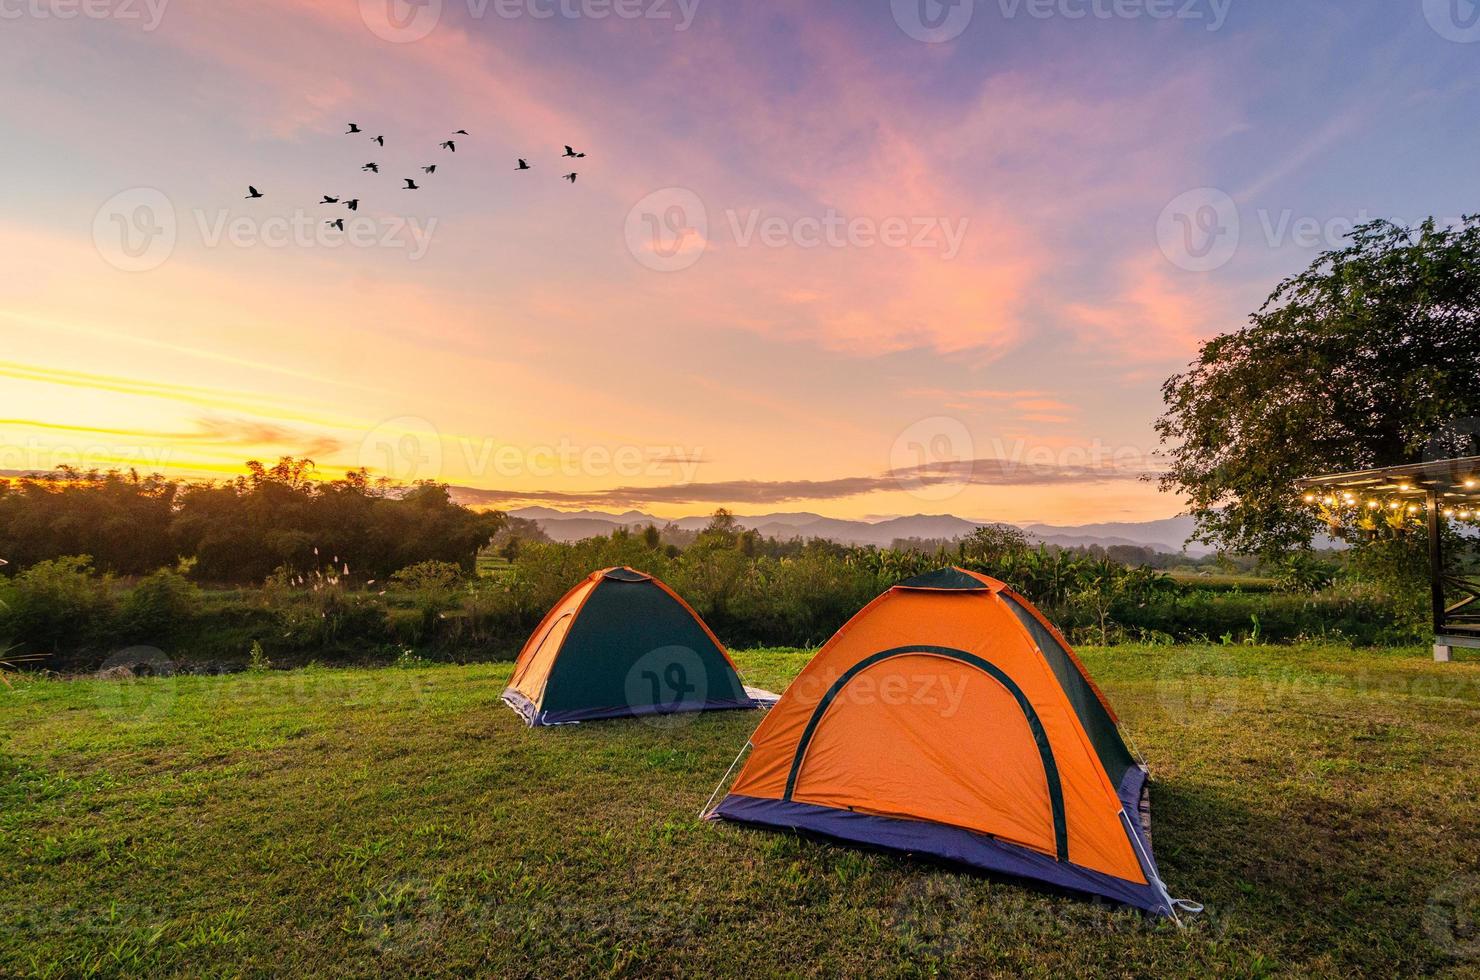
<box><xmin>1428</xmin><ymin>488</ymin><xmax>1446</xmax><ymax>637</ymax></box>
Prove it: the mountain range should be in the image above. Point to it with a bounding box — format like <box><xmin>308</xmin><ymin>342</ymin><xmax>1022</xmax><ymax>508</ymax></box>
<box><xmin>466</xmin><ymin>499</ymin><xmax>1210</xmax><ymax>556</ymax></box>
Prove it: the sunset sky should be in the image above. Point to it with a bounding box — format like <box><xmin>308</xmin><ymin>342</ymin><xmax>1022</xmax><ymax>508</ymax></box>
<box><xmin>3</xmin><ymin>1</ymin><xmax>1477</xmax><ymax>524</ymax></box>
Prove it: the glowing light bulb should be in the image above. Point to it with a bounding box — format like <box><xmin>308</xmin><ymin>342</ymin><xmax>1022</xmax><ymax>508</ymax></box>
<box><xmin>1367</xmin><ymin>500</ymin><xmax>1380</xmax><ymax>509</ymax></box>
<box><xmin>1389</xmin><ymin>501</ymin><xmax>1401</xmax><ymax>510</ymax></box>
<box><xmin>1303</xmin><ymin>493</ymin><xmax>1316</xmax><ymax>503</ymax></box>
<box><xmin>1407</xmin><ymin>504</ymin><xmax>1420</xmax><ymax>514</ymax></box>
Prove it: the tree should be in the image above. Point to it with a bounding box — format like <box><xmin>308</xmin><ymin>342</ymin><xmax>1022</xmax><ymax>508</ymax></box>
<box><xmin>1156</xmin><ymin>217</ymin><xmax>1480</xmax><ymax>556</ymax></box>
<box><xmin>957</xmin><ymin>524</ymin><xmax>1029</xmax><ymax>565</ymax></box>
<box><xmin>0</xmin><ymin>459</ymin><xmax>503</xmax><ymax>583</ymax></box>
<box><xmin>702</xmin><ymin>508</ymin><xmax>741</xmax><ymax>537</ymax></box>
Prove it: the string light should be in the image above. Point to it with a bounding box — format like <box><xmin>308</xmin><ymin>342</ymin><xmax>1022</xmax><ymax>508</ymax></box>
<box><xmin>1367</xmin><ymin>500</ymin><xmax>1381</xmax><ymax>510</ymax></box>
<box><xmin>1303</xmin><ymin>493</ymin><xmax>1316</xmax><ymax>503</ymax></box>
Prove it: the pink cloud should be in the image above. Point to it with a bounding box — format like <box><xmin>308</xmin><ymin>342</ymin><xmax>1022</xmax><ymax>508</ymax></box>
<box><xmin>1061</xmin><ymin>251</ymin><xmax>1237</xmax><ymax>367</ymax></box>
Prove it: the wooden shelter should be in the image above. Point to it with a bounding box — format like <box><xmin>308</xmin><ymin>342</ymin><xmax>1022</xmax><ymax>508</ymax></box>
<box><xmin>1297</xmin><ymin>456</ymin><xmax>1480</xmax><ymax>661</ymax></box>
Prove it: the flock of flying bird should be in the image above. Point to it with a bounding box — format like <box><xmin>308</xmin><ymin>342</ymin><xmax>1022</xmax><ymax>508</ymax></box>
<box><xmin>243</xmin><ymin>124</ymin><xmax>588</xmax><ymax>231</ymax></box>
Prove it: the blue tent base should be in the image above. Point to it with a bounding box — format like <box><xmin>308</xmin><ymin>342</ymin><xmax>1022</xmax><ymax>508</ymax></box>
<box><xmin>501</xmin><ymin>688</ymin><xmax>765</xmax><ymax>727</ymax></box>
<box><xmin>710</xmin><ymin>767</ymin><xmax>1172</xmax><ymax>916</ymax></box>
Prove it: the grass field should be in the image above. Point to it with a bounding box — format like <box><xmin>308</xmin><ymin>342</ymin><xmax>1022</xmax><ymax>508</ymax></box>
<box><xmin>4</xmin><ymin>644</ymin><xmax>1480</xmax><ymax>977</ymax></box>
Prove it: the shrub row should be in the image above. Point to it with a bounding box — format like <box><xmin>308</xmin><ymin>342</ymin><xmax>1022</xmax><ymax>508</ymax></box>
<box><xmin>0</xmin><ymin>545</ymin><xmax>1421</xmax><ymax>673</ymax></box>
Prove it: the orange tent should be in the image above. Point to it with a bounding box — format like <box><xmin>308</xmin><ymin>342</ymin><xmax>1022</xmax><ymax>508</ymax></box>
<box><xmin>709</xmin><ymin>567</ymin><xmax>1183</xmax><ymax>916</ymax></box>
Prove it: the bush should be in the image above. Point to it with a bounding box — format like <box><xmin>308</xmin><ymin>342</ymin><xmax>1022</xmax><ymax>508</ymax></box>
<box><xmin>1105</xmin><ymin>585</ymin><xmax>1413</xmax><ymax>646</ymax></box>
<box><xmin>392</xmin><ymin>560</ymin><xmax>465</xmax><ymax>642</ymax></box>
<box><xmin>285</xmin><ymin>590</ymin><xmax>388</xmax><ymax>652</ymax></box>
<box><xmin>118</xmin><ymin>567</ymin><xmax>202</xmax><ymax>644</ymax></box>
<box><xmin>0</xmin><ymin>556</ymin><xmax>113</xmax><ymax>654</ymax></box>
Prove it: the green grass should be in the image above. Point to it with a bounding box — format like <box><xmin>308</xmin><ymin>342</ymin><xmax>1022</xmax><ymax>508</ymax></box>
<box><xmin>4</xmin><ymin>644</ymin><xmax>1480</xmax><ymax>977</ymax></box>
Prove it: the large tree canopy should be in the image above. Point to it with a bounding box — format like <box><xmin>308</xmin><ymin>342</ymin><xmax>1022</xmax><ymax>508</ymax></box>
<box><xmin>1157</xmin><ymin>216</ymin><xmax>1480</xmax><ymax>556</ymax></box>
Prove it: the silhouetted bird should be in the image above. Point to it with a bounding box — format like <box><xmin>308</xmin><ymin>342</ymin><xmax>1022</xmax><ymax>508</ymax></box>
<box><xmin>327</xmin><ymin>218</ymin><xmax>345</xmax><ymax>230</ymax></box>
<box><xmin>422</xmin><ymin>165</ymin><xmax>437</xmax><ymax>174</ymax></box>
<box><xmin>562</xmin><ymin>172</ymin><xmax>578</xmax><ymax>183</ymax></box>
<box><xmin>440</xmin><ymin>140</ymin><xmax>456</xmax><ymax>152</ymax></box>
<box><xmin>321</xmin><ymin>195</ymin><xmax>339</xmax><ymax>204</ymax></box>
<box><xmin>362</xmin><ymin>163</ymin><xmax>379</xmax><ymax>173</ymax></box>
<box><xmin>563</xmin><ymin>145</ymin><xmax>586</xmax><ymax>158</ymax></box>
<box><xmin>346</xmin><ymin>123</ymin><xmax>361</xmax><ymax>134</ymax></box>
<box><xmin>372</xmin><ymin>135</ymin><xmax>385</xmax><ymax>147</ymax></box>
<box><xmin>245</xmin><ymin>186</ymin><xmax>263</xmax><ymax>199</ymax></box>
<box><xmin>344</xmin><ymin>199</ymin><xmax>360</xmax><ymax>211</ymax></box>
<box><xmin>516</xmin><ymin>159</ymin><xmax>531</xmax><ymax>170</ymax></box>
<box><xmin>453</xmin><ymin>129</ymin><xmax>468</xmax><ymax>135</ymax></box>
<box><xmin>403</xmin><ymin>179</ymin><xmax>420</xmax><ymax>190</ymax></box>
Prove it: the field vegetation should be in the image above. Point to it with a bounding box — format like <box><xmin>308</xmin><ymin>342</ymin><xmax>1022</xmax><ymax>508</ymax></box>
<box><xmin>0</xmin><ymin>453</ymin><xmax>1454</xmax><ymax>679</ymax></box>
<box><xmin>4</xmin><ymin>643</ymin><xmax>1479</xmax><ymax>976</ymax></box>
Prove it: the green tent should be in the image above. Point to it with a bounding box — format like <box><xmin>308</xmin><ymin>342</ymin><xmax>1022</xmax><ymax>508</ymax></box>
<box><xmin>501</xmin><ymin>567</ymin><xmax>768</xmax><ymax>725</ymax></box>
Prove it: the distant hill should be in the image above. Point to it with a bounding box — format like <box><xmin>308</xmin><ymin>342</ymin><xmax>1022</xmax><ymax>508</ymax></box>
<box><xmin>457</xmin><ymin>495</ymin><xmax>1212</xmax><ymax>555</ymax></box>
<box><xmin>1020</xmin><ymin>516</ymin><xmax>1208</xmax><ymax>555</ymax></box>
